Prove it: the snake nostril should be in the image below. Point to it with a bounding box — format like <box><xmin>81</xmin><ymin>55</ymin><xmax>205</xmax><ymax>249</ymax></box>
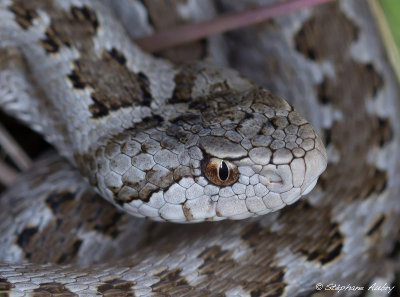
<box><xmin>267</xmin><ymin>176</ymin><xmax>282</xmax><ymax>184</ymax></box>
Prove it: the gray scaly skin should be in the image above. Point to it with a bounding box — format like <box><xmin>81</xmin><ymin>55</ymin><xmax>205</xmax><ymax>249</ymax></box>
<box><xmin>0</xmin><ymin>0</ymin><xmax>400</xmax><ymax>296</ymax></box>
<box><xmin>0</xmin><ymin>0</ymin><xmax>326</xmax><ymax>222</ymax></box>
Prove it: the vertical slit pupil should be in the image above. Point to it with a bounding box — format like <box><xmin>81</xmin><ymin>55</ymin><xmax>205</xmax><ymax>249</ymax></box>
<box><xmin>218</xmin><ymin>161</ymin><xmax>229</xmax><ymax>181</ymax></box>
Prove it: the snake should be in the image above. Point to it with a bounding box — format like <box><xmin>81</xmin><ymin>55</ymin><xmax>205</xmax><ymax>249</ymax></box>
<box><xmin>0</xmin><ymin>0</ymin><xmax>399</xmax><ymax>296</ymax></box>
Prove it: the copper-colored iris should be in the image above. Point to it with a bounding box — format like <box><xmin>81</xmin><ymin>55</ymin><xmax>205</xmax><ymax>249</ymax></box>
<box><xmin>203</xmin><ymin>158</ymin><xmax>239</xmax><ymax>186</ymax></box>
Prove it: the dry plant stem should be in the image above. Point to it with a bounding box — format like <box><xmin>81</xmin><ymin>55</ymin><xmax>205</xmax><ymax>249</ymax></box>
<box><xmin>136</xmin><ymin>0</ymin><xmax>337</xmax><ymax>52</ymax></box>
<box><xmin>0</xmin><ymin>122</ymin><xmax>31</xmax><ymax>171</ymax></box>
<box><xmin>0</xmin><ymin>161</ymin><xmax>18</xmax><ymax>186</ymax></box>
<box><xmin>367</xmin><ymin>0</ymin><xmax>400</xmax><ymax>84</ymax></box>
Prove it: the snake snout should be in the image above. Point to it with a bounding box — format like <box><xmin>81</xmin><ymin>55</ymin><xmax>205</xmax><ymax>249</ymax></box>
<box><xmin>258</xmin><ymin>134</ymin><xmax>327</xmax><ymax>208</ymax></box>
<box><xmin>299</xmin><ymin>136</ymin><xmax>328</xmax><ymax>197</ymax></box>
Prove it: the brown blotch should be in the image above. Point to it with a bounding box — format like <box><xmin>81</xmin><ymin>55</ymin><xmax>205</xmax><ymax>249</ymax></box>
<box><xmin>32</xmin><ymin>282</ymin><xmax>77</xmax><ymax>297</ymax></box>
<box><xmin>151</xmin><ymin>267</ymin><xmax>189</xmax><ymax>293</ymax></box>
<box><xmin>297</xmin><ymin>1</ymin><xmax>387</xmax><ymax>207</ymax></box>
<box><xmin>138</xmin><ymin>183</ymin><xmax>159</xmax><ymax>202</ymax></box>
<box><xmin>67</xmin><ymin>70</ymin><xmax>86</xmax><ymax>89</ymax></box>
<box><xmin>322</xmin><ymin>128</ymin><xmax>332</xmax><ymax>147</ymax></box>
<box><xmin>388</xmin><ymin>229</ymin><xmax>400</xmax><ymax>259</ymax></box>
<box><xmin>168</xmin><ymin>65</ymin><xmax>197</xmax><ymax>103</ymax></box>
<box><xmin>317</xmin><ymin>64</ymin><xmax>382</xmax><ymax>107</ymax></box>
<box><xmin>197</xmin><ymin>245</ymin><xmax>235</xmax><ymax>275</ymax></box>
<box><xmin>241</xmin><ymin>201</ymin><xmax>343</xmax><ymax>267</ymax></box>
<box><xmin>358</xmin><ymin>169</ymin><xmax>387</xmax><ymax>199</ymax></box>
<box><xmin>137</xmin><ymin>115</ymin><xmax>164</xmax><ymax>129</ymax></box>
<box><xmin>294</xmin><ymin>2</ymin><xmax>358</xmax><ymax>61</ymax></box>
<box><xmin>8</xmin><ymin>0</ymin><xmax>40</xmax><ymax>29</ymax></box>
<box><xmin>68</xmin><ymin>49</ymin><xmax>153</xmax><ymax>118</ymax></box>
<box><xmin>78</xmin><ymin>191</ymin><xmax>124</xmax><ymax>238</ymax></box>
<box><xmin>0</xmin><ymin>277</ymin><xmax>14</xmax><ymax>294</ymax></box>
<box><xmin>16</xmin><ymin>216</ymin><xmax>82</xmax><ymax>263</ymax></box>
<box><xmin>376</xmin><ymin>117</ymin><xmax>394</xmax><ymax>147</ymax></box>
<box><xmin>183</xmin><ymin>204</ymin><xmax>194</xmax><ymax>221</ymax></box>
<box><xmin>14</xmin><ymin>189</ymin><xmax>124</xmax><ymax>264</ymax></box>
<box><xmin>366</xmin><ymin>214</ymin><xmax>386</xmax><ymax>236</ymax></box>
<box><xmin>73</xmin><ymin>152</ymin><xmax>98</xmax><ymax>187</ymax></box>
<box><xmin>310</xmin><ymin>48</ymin><xmax>386</xmax><ymax>203</ymax></box>
<box><xmin>39</xmin><ymin>5</ymin><xmax>98</xmax><ymax>53</ymax></box>
<box><xmin>170</xmin><ymin>114</ymin><xmax>202</xmax><ymax>126</ymax></box>
<box><xmin>97</xmin><ymin>278</ymin><xmax>136</xmax><ymax>296</ymax></box>
<box><xmin>195</xmin><ymin>243</ymin><xmax>286</xmax><ymax>296</ymax></box>
<box><xmin>108</xmin><ymin>47</ymin><xmax>127</xmax><ymax>65</ymax></box>
<box><xmin>278</xmin><ymin>201</ymin><xmax>343</xmax><ymax>265</ymax></box>
<box><xmin>16</xmin><ymin>226</ymin><xmax>40</xmax><ymax>259</ymax></box>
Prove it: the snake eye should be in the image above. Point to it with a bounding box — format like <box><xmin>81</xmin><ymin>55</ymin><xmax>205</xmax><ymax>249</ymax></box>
<box><xmin>204</xmin><ymin>158</ymin><xmax>238</xmax><ymax>186</ymax></box>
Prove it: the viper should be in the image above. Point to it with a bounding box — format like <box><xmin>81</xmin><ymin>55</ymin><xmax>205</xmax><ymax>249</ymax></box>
<box><xmin>0</xmin><ymin>0</ymin><xmax>399</xmax><ymax>296</ymax></box>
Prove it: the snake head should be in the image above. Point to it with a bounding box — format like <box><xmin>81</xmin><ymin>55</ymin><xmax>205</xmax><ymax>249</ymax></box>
<box><xmin>88</xmin><ymin>88</ymin><xmax>327</xmax><ymax>223</ymax></box>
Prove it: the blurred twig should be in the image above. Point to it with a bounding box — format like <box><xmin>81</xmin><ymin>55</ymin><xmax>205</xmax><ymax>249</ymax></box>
<box><xmin>136</xmin><ymin>0</ymin><xmax>336</xmax><ymax>52</ymax></box>
<box><xmin>368</xmin><ymin>0</ymin><xmax>400</xmax><ymax>84</ymax></box>
<box><xmin>0</xmin><ymin>122</ymin><xmax>31</xmax><ymax>171</ymax></box>
<box><xmin>0</xmin><ymin>160</ymin><xmax>18</xmax><ymax>186</ymax></box>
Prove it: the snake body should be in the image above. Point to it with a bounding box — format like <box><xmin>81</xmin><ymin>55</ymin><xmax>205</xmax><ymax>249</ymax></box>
<box><xmin>0</xmin><ymin>0</ymin><xmax>399</xmax><ymax>296</ymax></box>
<box><xmin>0</xmin><ymin>0</ymin><xmax>327</xmax><ymax>223</ymax></box>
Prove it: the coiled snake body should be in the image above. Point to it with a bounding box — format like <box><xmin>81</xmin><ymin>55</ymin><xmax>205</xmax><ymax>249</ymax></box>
<box><xmin>0</xmin><ymin>0</ymin><xmax>399</xmax><ymax>296</ymax></box>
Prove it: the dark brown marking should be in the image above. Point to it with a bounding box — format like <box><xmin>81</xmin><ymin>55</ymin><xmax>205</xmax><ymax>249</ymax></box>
<box><xmin>298</xmin><ymin>2</ymin><xmax>387</xmax><ymax>204</ymax></box>
<box><xmin>182</xmin><ymin>204</ymin><xmax>194</xmax><ymax>221</ymax></box>
<box><xmin>168</xmin><ymin>65</ymin><xmax>197</xmax><ymax>103</ymax></box>
<box><xmin>14</xmin><ymin>188</ymin><xmax>126</xmax><ymax>263</ymax></box>
<box><xmin>170</xmin><ymin>114</ymin><xmax>202</xmax><ymax>126</ymax></box>
<box><xmin>73</xmin><ymin>152</ymin><xmax>98</xmax><ymax>187</ymax></box>
<box><xmin>67</xmin><ymin>70</ymin><xmax>86</xmax><ymax>89</ymax></box>
<box><xmin>108</xmin><ymin>48</ymin><xmax>127</xmax><ymax>65</ymax></box>
<box><xmin>388</xmin><ymin>226</ymin><xmax>400</xmax><ymax>259</ymax></box>
<box><xmin>32</xmin><ymin>282</ymin><xmax>77</xmax><ymax>296</ymax></box>
<box><xmin>39</xmin><ymin>5</ymin><xmax>99</xmax><ymax>53</ymax></box>
<box><xmin>210</xmin><ymin>81</ymin><xmax>231</xmax><ymax>93</ymax></box>
<box><xmin>97</xmin><ymin>278</ymin><xmax>136</xmax><ymax>296</ymax></box>
<box><xmin>197</xmin><ymin>245</ymin><xmax>235</xmax><ymax>275</ymax></box>
<box><xmin>45</xmin><ymin>190</ymin><xmax>75</xmax><ymax>213</ymax></box>
<box><xmin>365</xmin><ymin>63</ymin><xmax>384</xmax><ymax>96</ymax></box>
<box><xmin>358</xmin><ymin>169</ymin><xmax>387</xmax><ymax>199</ymax></box>
<box><xmin>277</xmin><ymin>201</ymin><xmax>343</xmax><ymax>265</ymax></box>
<box><xmin>139</xmin><ymin>115</ymin><xmax>164</xmax><ymax>127</ymax></box>
<box><xmin>70</xmin><ymin>5</ymin><xmax>98</xmax><ymax>32</ymax></box>
<box><xmin>366</xmin><ymin>215</ymin><xmax>386</xmax><ymax>236</ymax></box>
<box><xmin>241</xmin><ymin>222</ymin><xmax>265</xmax><ymax>248</ymax></box>
<box><xmin>316</xmin><ymin>79</ymin><xmax>333</xmax><ymax>105</ymax></box>
<box><xmin>151</xmin><ymin>268</ymin><xmax>189</xmax><ymax>293</ymax></box>
<box><xmin>377</xmin><ymin>117</ymin><xmax>394</xmax><ymax>147</ymax></box>
<box><xmin>294</xmin><ymin>2</ymin><xmax>358</xmax><ymax>61</ymax></box>
<box><xmin>195</xmin><ymin>243</ymin><xmax>286</xmax><ymax>296</ymax></box>
<box><xmin>68</xmin><ymin>50</ymin><xmax>153</xmax><ymax>118</ymax></box>
<box><xmin>78</xmin><ymin>191</ymin><xmax>124</xmax><ymax>238</ymax></box>
<box><xmin>8</xmin><ymin>1</ymin><xmax>39</xmax><ymax>29</ymax></box>
<box><xmin>322</xmin><ymin>128</ymin><xmax>332</xmax><ymax>147</ymax></box>
<box><xmin>16</xmin><ymin>226</ymin><xmax>39</xmax><ymax>255</ymax></box>
<box><xmin>241</xmin><ymin>201</ymin><xmax>343</xmax><ymax>267</ymax></box>
<box><xmin>138</xmin><ymin>183</ymin><xmax>159</xmax><ymax>202</ymax></box>
<box><xmin>0</xmin><ymin>277</ymin><xmax>14</xmax><ymax>295</ymax></box>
